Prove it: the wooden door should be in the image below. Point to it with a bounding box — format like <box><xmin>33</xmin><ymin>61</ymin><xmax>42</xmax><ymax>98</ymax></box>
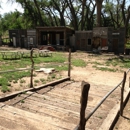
<box><xmin>101</xmin><ymin>38</ymin><xmax>107</xmax><ymax>47</ymax></box>
<box><xmin>113</xmin><ymin>39</ymin><xmax>118</xmax><ymax>54</ymax></box>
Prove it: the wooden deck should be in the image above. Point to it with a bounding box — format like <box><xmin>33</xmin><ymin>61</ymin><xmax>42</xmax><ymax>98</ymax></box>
<box><xmin>0</xmin><ymin>80</ymin><xmax>123</xmax><ymax>130</ymax></box>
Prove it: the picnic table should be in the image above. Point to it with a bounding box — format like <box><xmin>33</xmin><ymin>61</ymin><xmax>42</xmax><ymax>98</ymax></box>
<box><xmin>38</xmin><ymin>49</ymin><xmax>52</xmax><ymax>57</ymax></box>
<box><xmin>101</xmin><ymin>46</ymin><xmax>108</xmax><ymax>53</ymax></box>
<box><xmin>21</xmin><ymin>50</ymin><xmax>39</xmax><ymax>58</ymax></box>
<box><xmin>0</xmin><ymin>51</ymin><xmax>21</xmax><ymax>59</ymax></box>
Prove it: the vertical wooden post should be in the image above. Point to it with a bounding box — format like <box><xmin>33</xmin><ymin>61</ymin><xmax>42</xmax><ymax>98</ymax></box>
<box><xmin>129</xmin><ymin>77</ymin><xmax>130</xmax><ymax>88</ymax></box>
<box><xmin>30</xmin><ymin>49</ymin><xmax>34</xmax><ymax>88</ymax></box>
<box><xmin>68</xmin><ymin>48</ymin><xmax>71</xmax><ymax>78</ymax></box>
<box><xmin>78</xmin><ymin>81</ymin><xmax>90</xmax><ymax>130</ymax></box>
<box><xmin>120</xmin><ymin>71</ymin><xmax>126</xmax><ymax>116</ymax></box>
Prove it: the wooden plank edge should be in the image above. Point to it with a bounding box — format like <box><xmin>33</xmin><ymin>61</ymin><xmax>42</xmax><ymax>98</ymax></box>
<box><xmin>0</xmin><ymin>77</ymin><xmax>70</xmax><ymax>102</ymax></box>
<box><xmin>99</xmin><ymin>89</ymin><xmax>130</xmax><ymax>130</ymax></box>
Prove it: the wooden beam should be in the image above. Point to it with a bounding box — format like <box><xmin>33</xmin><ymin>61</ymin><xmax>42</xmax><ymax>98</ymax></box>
<box><xmin>75</xmin><ymin>81</ymin><xmax>90</xmax><ymax>130</ymax></box>
<box><xmin>120</xmin><ymin>71</ymin><xmax>126</xmax><ymax>116</ymax></box>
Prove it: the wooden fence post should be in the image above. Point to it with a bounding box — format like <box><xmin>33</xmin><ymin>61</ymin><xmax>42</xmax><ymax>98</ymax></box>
<box><xmin>129</xmin><ymin>77</ymin><xmax>130</xmax><ymax>88</ymax></box>
<box><xmin>120</xmin><ymin>71</ymin><xmax>126</xmax><ymax>116</ymax></box>
<box><xmin>30</xmin><ymin>49</ymin><xmax>34</xmax><ymax>88</ymax></box>
<box><xmin>77</xmin><ymin>81</ymin><xmax>90</xmax><ymax>130</ymax></box>
<box><xmin>68</xmin><ymin>48</ymin><xmax>71</xmax><ymax>78</ymax></box>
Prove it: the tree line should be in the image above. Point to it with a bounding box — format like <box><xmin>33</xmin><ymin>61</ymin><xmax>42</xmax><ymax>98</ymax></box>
<box><xmin>0</xmin><ymin>0</ymin><xmax>130</xmax><ymax>37</ymax></box>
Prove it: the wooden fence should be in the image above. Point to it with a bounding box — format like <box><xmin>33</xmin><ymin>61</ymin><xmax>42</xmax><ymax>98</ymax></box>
<box><xmin>74</xmin><ymin>69</ymin><xmax>130</xmax><ymax>130</ymax></box>
<box><xmin>0</xmin><ymin>49</ymin><xmax>71</xmax><ymax>88</ymax></box>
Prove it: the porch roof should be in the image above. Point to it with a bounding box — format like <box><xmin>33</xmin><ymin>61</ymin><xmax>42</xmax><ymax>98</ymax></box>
<box><xmin>36</xmin><ymin>26</ymin><xmax>74</xmax><ymax>32</ymax></box>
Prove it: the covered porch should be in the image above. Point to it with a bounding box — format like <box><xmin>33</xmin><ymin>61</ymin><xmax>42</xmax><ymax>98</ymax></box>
<box><xmin>36</xmin><ymin>26</ymin><xmax>74</xmax><ymax>50</ymax></box>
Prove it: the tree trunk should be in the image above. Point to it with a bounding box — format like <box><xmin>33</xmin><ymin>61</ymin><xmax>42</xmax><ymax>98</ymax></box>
<box><xmin>81</xmin><ymin>0</ymin><xmax>86</xmax><ymax>30</ymax></box>
<box><xmin>96</xmin><ymin>0</ymin><xmax>103</xmax><ymax>27</ymax></box>
<box><xmin>33</xmin><ymin>0</ymin><xmax>44</xmax><ymax>26</ymax></box>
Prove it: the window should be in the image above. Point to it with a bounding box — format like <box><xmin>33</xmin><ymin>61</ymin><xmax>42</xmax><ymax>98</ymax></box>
<box><xmin>30</xmin><ymin>37</ymin><xmax>33</xmax><ymax>44</ymax></box>
<box><xmin>88</xmin><ymin>39</ymin><xmax>91</xmax><ymax>45</ymax></box>
<box><xmin>43</xmin><ymin>35</ymin><xmax>46</xmax><ymax>41</ymax></box>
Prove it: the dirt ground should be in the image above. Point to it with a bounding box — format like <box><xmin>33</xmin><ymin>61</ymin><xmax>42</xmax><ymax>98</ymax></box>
<box><xmin>0</xmin><ymin>46</ymin><xmax>130</xmax><ymax>129</ymax></box>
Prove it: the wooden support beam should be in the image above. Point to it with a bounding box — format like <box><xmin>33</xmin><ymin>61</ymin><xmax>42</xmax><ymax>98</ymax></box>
<box><xmin>30</xmin><ymin>49</ymin><xmax>34</xmax><ymax>88</ymax></box>
<box><xmin>75</xmin><ymin>81</ymin><xmax>90</xmax><ymax>130</ymax></box>
<box><xmin>68</xmin><ymin>48</ymin><xmax>71</xmax><ymax>78</ymax></box>
<box><xmin>120</xmin><ymin>71</ymin><xmax>126</xmax><ymax>116</ymax></box>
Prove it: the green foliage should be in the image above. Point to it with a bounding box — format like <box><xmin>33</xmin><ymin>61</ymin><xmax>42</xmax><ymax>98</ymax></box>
<box><xmin>1</xmin><ymin>85</ymin><xmax>10</xmax><ymax>93</ymax></box>
<box><xmin>106</xmin><ymin>57</ymin><xmax>130</xmax><ymax>69</ymax></box>
<box><xmin>126</xmin><ymin>39</ymin><xmax>130</xmax><ymax>48</ymax></box>
<box><xmin>0</xmin><ymin>77</ymin><xmax>8</xmax><ymax>86</ymax></box>
<box><xmin>20</xmin><ymin>79</ymin><xmax>26</xmax><ymax>84</ymax></box>
<box><xmin>72</xmin><ymin>59</ymin><xmax>86</xmax><ymax>67</ymax></box>
<box><xmin>51</xmin><ymin>74</ymin><xmax>56</xmax><ymax>79</ymax></box>
<box><xmin>40</xmin><ymin>78</ymin><xmax>45</xmax><ymax>83</ymax></box>
<box><xmin>93</xmin><ymin>65</ymin><xmax>117</xmax><ymax>72</ymax></box>
<box><xmin>34</xmin><ymin>53</ymin><xmax>66</xmax><ymax>63</ymax></box>
<box><xmin>0</xmin><ymin>77</ymin><xmax>11</xmax><ymax>92</ymax></box>
<box><xmin>34</xmin><ymin>79</ymin><xmax>40</xmax><ymax>83</ymax></box>
<box><xmin>21</xmin><ymin>100</ymin><xmax>25</xmax><ymax>103</ymax></box>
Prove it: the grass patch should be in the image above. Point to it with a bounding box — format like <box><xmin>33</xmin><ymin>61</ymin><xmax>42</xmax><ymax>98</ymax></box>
<box><xmin>51</xmin><ymin>74</ymin><xmax>56</xmax><ymax>79</ymax></box>
<box><xmin>34</xmin><ymin>53</ymin><xmax>67</xmax><ymax>64</ymax></box>
<box><xmin>72</xmin><ymin>59</ymin><xmax>86</xmax><ymax>67</ymax></box>
<box><xmin>34</xmin><ymin>79</ymin><xmax>40</xmax><ymax>83</ymax></box>
<box><xmin>21</xmin><ymin>100</ymin><xmax>25</xmax><ymax>103</ymax></box>
<box><xmin>93</xmin><ymin>65</ymin><xmax>117</xmax><ymax>72</ymax></box>
<box><xmin>2</xmin><ymin>71</ymin><xmax>30</xmax><ymax>82</ymax></box>
<box><xmin>20</xmin><ymin>79</ymin><xmax>26</xmax><ymax>84</ymax></box>
<box><xmin>40</xmin><ymin>78</ymin><xmax>45</xmax><ymax>83</ymax></box>
<box><xmin>1</xmin><ymin>85</ymin><xmax>10</xmax><ymax>93</ymax></box>
<box><xmin>105</xmin><ymin>57</ymin><xmax>130</xmax><ymax>69</ymax></box>
<box><xmin>89</xmin><ymin>61</ymin><xmax>102</xmax><ymax>65</ymax></box>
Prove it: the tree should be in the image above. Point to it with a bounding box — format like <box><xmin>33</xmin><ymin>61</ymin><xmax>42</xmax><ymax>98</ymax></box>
<box><xmin>1</xmin><ymin>0</ymin><xmax>129</xmax><ymax>35</ymax></box>
<box><xmin>121</xmin><ymin>0</ymin><xmax>130</xmax><ymax>36</ymax></box>
<box><xmin>102</xmin><ymin>0</ymin><xmax>130</xmax><ymax>35</ymax></box>
<box><xmin>95</xmin><ymin>0</ymin><xmax>104</xmax><ymax>27</ymax></box>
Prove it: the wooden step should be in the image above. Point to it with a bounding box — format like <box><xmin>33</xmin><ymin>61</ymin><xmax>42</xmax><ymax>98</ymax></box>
<box><xmin>26</xmin><ymin>91</ymin><xmax>80</xmax><ymax>109</ymax></box>
<box><xmin>15</xmin><ymin>102</ymin><xmax>79</xmax><ymax>125</ymax></box>
<box><xmin>17</xmin><ymin>94</ymin><xmax>81</xmax><ymax>114</ymax></box>
<box><xmin>0</xmin><ymin>103</ymin><xmax>76</xmax><ymax>129</ymax></box>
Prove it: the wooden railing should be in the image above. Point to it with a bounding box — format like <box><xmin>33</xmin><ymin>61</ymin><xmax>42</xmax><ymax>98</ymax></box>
<box><xmin>74</xmin><ymin>69</ymin><xmax>130</xmax><ymax>130</ymax></box>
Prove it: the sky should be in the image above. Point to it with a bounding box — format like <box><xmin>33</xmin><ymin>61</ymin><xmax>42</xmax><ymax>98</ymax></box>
<box><xmin>0</xmin><ymin>0</ymin><xmax>24</xmax><ymax>15</ymax></box>
<box><xmin>0</xmin><ymin>0</ymin><xmax>130</xmax><ymax>16</ymax></box>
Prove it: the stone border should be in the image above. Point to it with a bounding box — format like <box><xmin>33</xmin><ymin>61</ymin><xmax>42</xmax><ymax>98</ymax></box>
<box><xmin>0</xmin><ymin>77</ymin><xmax>70</xmax><ymax>102</ymax></box>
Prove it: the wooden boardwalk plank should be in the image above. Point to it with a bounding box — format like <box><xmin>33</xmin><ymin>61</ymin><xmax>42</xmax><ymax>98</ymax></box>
<box><xmin>1</xmin><ymin>104</ymin><xmax>76</xmax><ymax>129</ymax></box>
<box><xmin>15</xmin><ymin>102</ymin><xmax>79</xmax><ymax>125</ymax></box>
<box><xmin>26</xmin><ymin>92</ymin><xmax>80</xmax><ymax>109</ymax></box>
<box><xmin>0</xmin><ymin>79</ymin><xmax>123</xmax><ymax>130</ymax></box>
<box><xmin>16</xmin><ymin>95</ymin><xmax>81</xmax><ymax>114</ymax></box>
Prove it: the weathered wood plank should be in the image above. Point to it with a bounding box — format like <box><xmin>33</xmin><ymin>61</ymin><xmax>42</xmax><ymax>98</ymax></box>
<box><xmin>16</xmin><ymin>95</ymin><xmax>81</xmax><ymax>114</ymax></box>
<box><xmin>26</xmin><ymin>92</ymin><xmax>80</xmax><ymax>108</ymax></box>
<box><xmin>1</xmin><ymin>104</ymin><xmax>75</xmax><ymax>129</ymax></box>
<box><xmin>0</xmin><ymin>108</ymin><xmax>63</xmax><ymax>130</ymax></box>
<box><xmin>15</xmin><ymin>102</ymin><xmax>79</xmax><ymax>125</ymax></box>
<box><xmin>0</xmin><ymin>124</ymin><xmax>13</xmax><ymax>130</ymax></box>
<box><xmin>0</xmin><ymin>115</ymin><xmax>31</xmax><ymax>130</ymax></box>
<box><xmin>0</xmin><ymin>103</ymin><xmax>5</xmax><ymax>108</ymax></box>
